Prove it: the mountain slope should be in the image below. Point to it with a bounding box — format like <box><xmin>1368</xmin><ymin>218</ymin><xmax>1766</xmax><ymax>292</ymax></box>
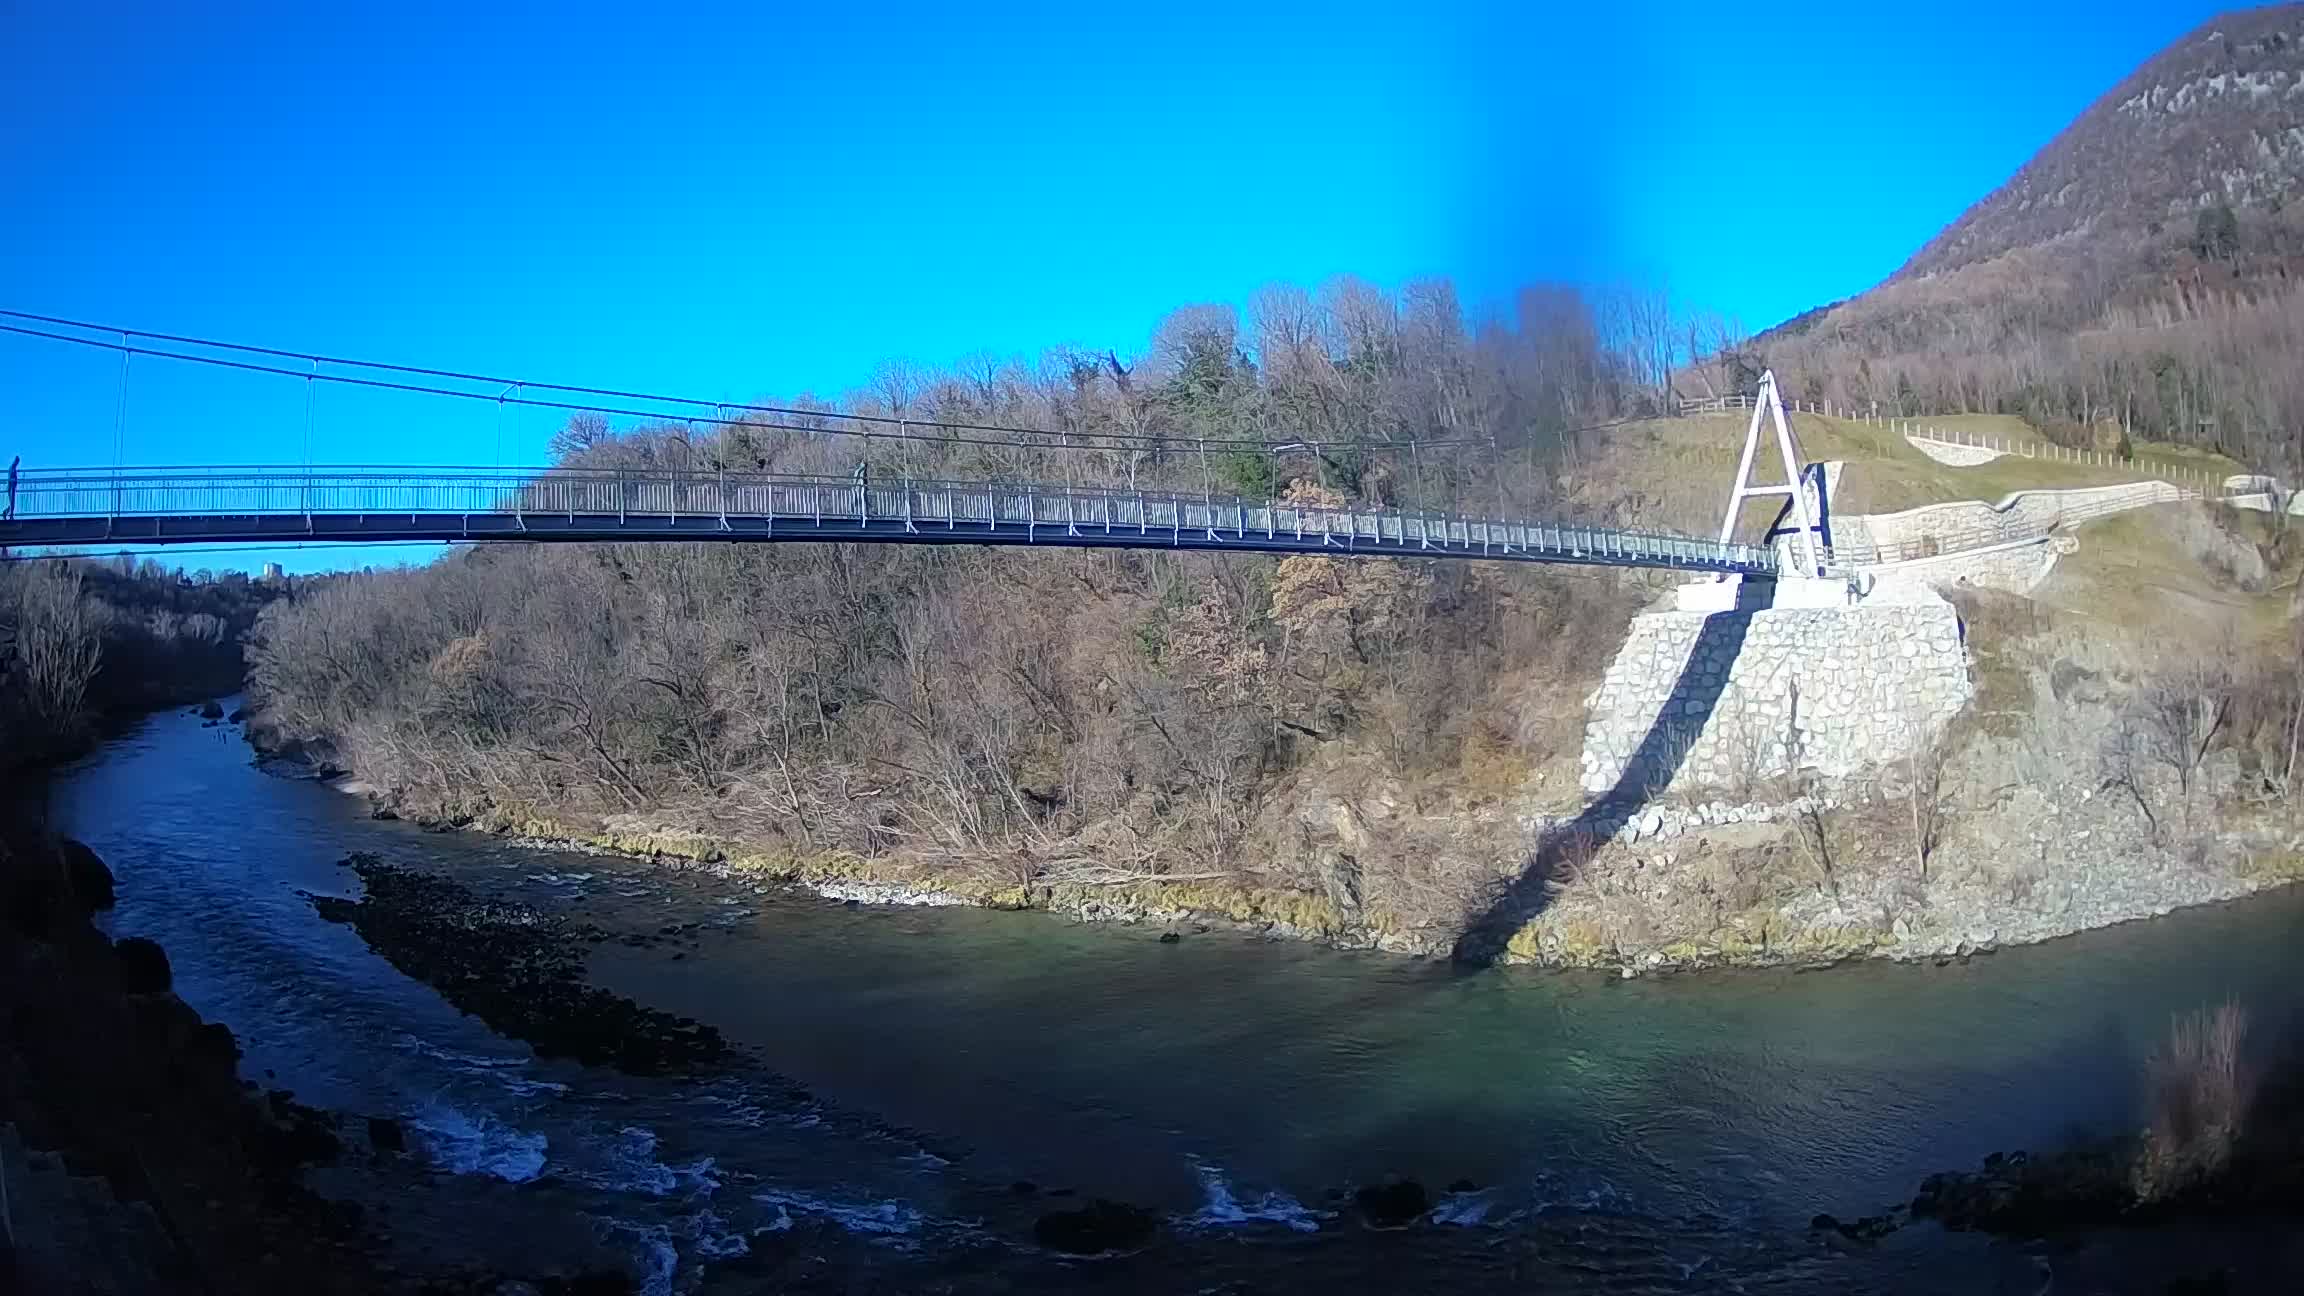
<box><xmin>1901</xmin><ymin>6</ymin><xmax>2304</xmax><ymax>281</ymax></box>
<box><xmin>1724</xmin><ymin>6</ymin><xmax>2304</xmax><ymax>474</ymax></box>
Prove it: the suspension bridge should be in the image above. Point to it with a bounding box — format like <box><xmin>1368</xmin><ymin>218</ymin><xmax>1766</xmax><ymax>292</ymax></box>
<box><xmin>0</xmin><ymin>313</ymin><xmax>1789</xmax><ymax>577</ymax></box>
<box><xmin>0</xmin><ymin>466</ymin><xmax>1778</xmax><ymax>574</ymax></box>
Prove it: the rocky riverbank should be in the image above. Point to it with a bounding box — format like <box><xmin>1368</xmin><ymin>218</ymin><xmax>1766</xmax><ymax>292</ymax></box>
<box><xmin>329</xmin><ymin>779</ymin><xmax>2304</xmax><ymax>981</ymax></box>
<box><xmin>1498</xmin><ymin>781</ymin><xmax>2304</xmax><ymax>973</ymax></box>
<box><xmin>440</xmin><ymin>809</ymin><xmax>1383</xmax><ymax>950</ymax></box>
<box><xmin>0</xmin><ymin>817</ymin><xmax>654</xmax><ymax>1294</ymax></box>
<box><xmin>1799</xmin><ymin>1063</ymin><xmax>2304</xmax><ymax>1288</ymax></box>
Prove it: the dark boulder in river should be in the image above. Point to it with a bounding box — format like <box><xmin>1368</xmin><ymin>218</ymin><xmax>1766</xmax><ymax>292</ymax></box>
<box><xmin>3</xmin><ymin>838</ymin><xmax>116</xmax><ymax>934</ymax></box>
<box><xmin>1032</xmin><ymin>1198</ymin><xmax>1157</xmax><ymax>1254</ymax></box>
<box><xmin>1910</xmin><ymin>1143</ymin><xmax>2130</xmax><ymax>1234</ymax></box>
<box><xmin>61</xmin><ymin>837</ymin><xmax>115</xmax><ymax>911</ymax></box>
<box><xmin>197</xmin><ymin>700</ymin><xmax>225</xmax><ymax>720</ymax></box>
<box><xmin>116</xmin><ymin>936</ymin><xmax>174</xmax><ymax>993</ymax></box>
<box><xmin>1354</xmin><ymin>1177</ymin><xmax>1431</xmax><ymax>1228</ymax></box>
<box><xmin>367</xmin><ymin>1115</ymin><xmax>407</xmax><ymax>1153</ymax></box>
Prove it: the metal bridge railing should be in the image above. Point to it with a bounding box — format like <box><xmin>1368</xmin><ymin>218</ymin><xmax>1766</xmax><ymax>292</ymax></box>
<box><xmin>2</xmin><ymin>465</ymin><xmax>1780</xmax><ymax>574</ymax></box>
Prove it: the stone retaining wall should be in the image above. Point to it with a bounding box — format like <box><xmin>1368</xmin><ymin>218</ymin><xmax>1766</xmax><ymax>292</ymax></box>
<box><xmin>1828</xmin><ymin>481</ymin><xmax>2183</xmax><ymax>569</ymax></box>
<box><xmin>1579</xmin><ymin>598</ymin><xmax>1971</xmax><ymax>797</ymax></box>
<box><xmin>1864</xmin><ymin>537</ymin><xmax>2071</xmax><ymax>599</ymax></box>
<box><xmin>1855</xmin><ymin>480</ymin><xmax>2181</xmax><ymax>554</ymax></box>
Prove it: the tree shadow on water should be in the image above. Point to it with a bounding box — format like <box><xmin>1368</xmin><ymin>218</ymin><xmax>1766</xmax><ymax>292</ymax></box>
<box><xmin>1450</xmin><ymin>578</ymin><xmax>1775</xmax><ymax>966</ymax></box>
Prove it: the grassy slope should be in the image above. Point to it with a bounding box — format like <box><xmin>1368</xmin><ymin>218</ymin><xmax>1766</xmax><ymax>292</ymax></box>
<box><xmin>1570</xmin><ymin>412</ymin><xmax>2248</xmax><ymax>541</ymax></box>
<box><xmin>2033</xmin><ymin>504</ymin><xmax>2293</xmax><ymax>640</ymax></box>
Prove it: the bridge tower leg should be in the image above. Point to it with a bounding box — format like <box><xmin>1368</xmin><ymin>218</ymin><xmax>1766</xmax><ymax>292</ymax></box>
<box><xmin>1716</xmin><ymin>370</ymin><xmax>1823</xmax><ymax>578</ymax></box>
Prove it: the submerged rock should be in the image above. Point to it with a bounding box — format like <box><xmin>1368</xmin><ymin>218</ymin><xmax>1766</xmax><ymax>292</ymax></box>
<box><xmin>1810</xmin><ymin>1211</ymin><xmax>1898</xmax><ymax>1242</ymax></box>
<box><xmin>1033</xmin><ymin>1198</ymin><xmax>1157</xmax><ymax>1254</ymax></box>
<box><xmin>1911</xmin><ymin>1142</ymin><xmax>2131</xmax><ymax>1234</ymax></box>
<box><xmin>1353</xmin><ymin>1177</ymin><xmax>1430</xmax><ymax>1228</ymax></box>
<box><xmin>367</xmin><ymin>1116</ymin><xmax>407</xmax><ymax>1153</ymax></box>
<box><xmin>248</xmin><ymin>1092</ymin><xmax>344</xmax><ymax>1173</ymax></box>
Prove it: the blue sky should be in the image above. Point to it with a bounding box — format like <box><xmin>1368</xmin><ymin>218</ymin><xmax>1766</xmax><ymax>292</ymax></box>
<box><xmin>0</xmin><ymin>0</ymin><xmax>2237</xmax><ymax>570</ymax></box>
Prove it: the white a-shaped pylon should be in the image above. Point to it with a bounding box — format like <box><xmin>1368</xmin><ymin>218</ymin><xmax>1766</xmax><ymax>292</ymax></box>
<box><xmin>1716</xmin><ymin>369</ymin><xmax>1822</xmax><ymax>577</ymax></box>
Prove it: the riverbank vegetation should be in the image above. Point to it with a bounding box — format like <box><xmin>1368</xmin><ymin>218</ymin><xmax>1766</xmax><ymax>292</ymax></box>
<box><xmin>0</xmin><ymin>555</ymin><xmax>282</xmax><ymax>769</ymax></box>
<box><xmin>1911</xmin><ymin>998</ymin><xmax>2304</xmax><ymax>1242</ymax></box>
<box><xmin>2137</xmin><ymin>1001</ymin><xmax>2257</xmax><ymax>1202</ymax></box>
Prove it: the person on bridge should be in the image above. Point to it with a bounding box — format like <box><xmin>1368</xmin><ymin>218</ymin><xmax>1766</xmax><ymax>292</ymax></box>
<box><xmin>4</xmin><ymin>456</ymin><xmax>18</xmax><ymax>522</ymax></box>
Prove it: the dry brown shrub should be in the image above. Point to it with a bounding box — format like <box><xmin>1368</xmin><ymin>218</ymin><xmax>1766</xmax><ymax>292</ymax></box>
<box><xmin>2135</xmin><ymin>1000</ymin><xmax>2255</xmax><ymax>1201</ymax></box>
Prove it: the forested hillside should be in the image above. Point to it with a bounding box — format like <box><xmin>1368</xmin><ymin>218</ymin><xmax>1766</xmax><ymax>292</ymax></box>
<box><xmin>0</xmin><ymin>556</ymin><xmax>281</xmax><ymax>768</ymax></box>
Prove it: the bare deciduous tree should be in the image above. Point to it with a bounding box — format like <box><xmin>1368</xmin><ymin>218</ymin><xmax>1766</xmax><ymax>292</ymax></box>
<box><xmin>2139</xmin><ymin>656</ymin><xmax>2235</xmax><ymax>837</ymax></box>
<box><xmin>8</xmin><ymin>562</ymin><xmax>103</xmax><ymax>731</ymax></box>
<box><xmin>2102</xmin><ymin>708</ymin><xmax>2165</xmax><ymax>844</ymax></box>
<box><xmin>1898</xmin><ymin>729</ymin><xmax>1952</xmax><ymax>885</ymax></box>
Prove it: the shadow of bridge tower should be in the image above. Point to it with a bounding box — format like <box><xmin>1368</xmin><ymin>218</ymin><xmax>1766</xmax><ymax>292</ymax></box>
<box><xmin>1450</xmin><ymin>575</ymin><xmax>1778</xmax><ymax>966</ymax></box>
